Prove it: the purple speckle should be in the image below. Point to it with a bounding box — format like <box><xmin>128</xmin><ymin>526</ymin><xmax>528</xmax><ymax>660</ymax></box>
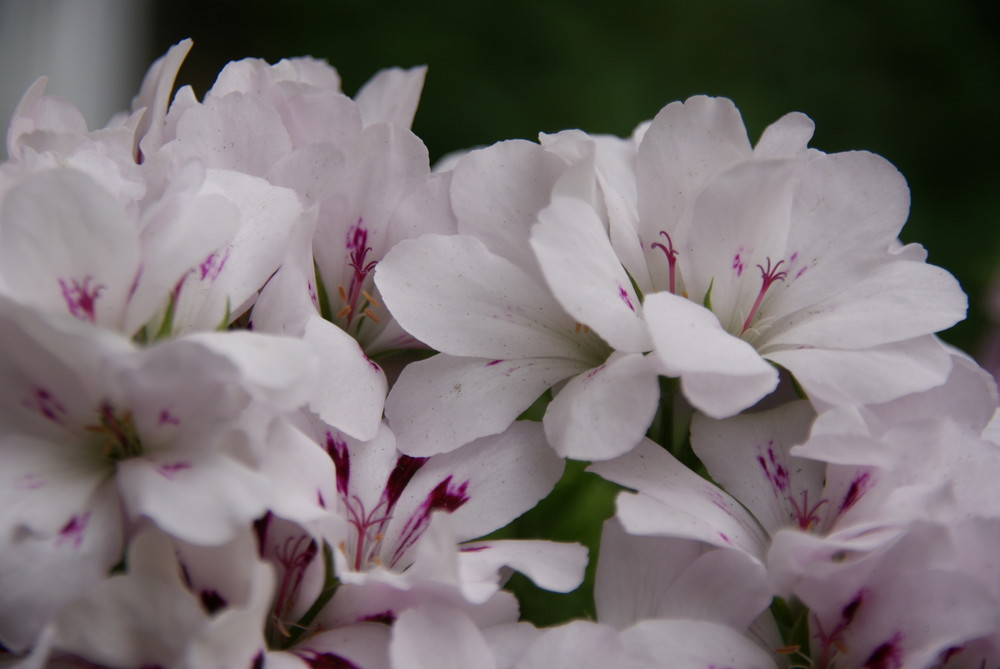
<box><xmin>390</xmin><ymin>475</ymin><xmax>471</xmax><ymax>567</ymax></box>
<box><xmin>16</xmin><ymin>473</ymin><xmax>46</xmax><ymax>490</ymax></box>
<box><xmin>461</xmin><ymin>544</ymin><xmax>490</xmax><ymax>552</ymax></box>
<box><xmin>199</xmin><ymin>248</ymin><xmax>231</xmax><ymax>281</ymax></box>
<box><xmin>795</xmin><ymin>266</ymin><xmax>808</xmax><ymax>279</ymax></box>
<box><xmin>617</xmin><ymin>282</ymin><xmax>636</xmax><ymax>312</ymax></box>
<box><xmin>486</xmin><ymin>359</ymin><xmax>503</xmax><ymax>366</ymax></box>
<box><xmin>325</xmin><ymin>432</ymin><xmax>351</xmax><ymax>496</ymax></box>
<box><xmin>718</xmin><ymin>532</ymin><xmax>731</xmax><ymax>544</ymax></box>
<box><xmin>317</xmin><ymin>490</ymin><xmax>326</xmax><ymax>508</ymax></box>
<box><xmin>732</xmin><ymin>252</ymin><xmax>745</xmax><ymax>277</ymax></box>
<box><xmin>59</xmin><ymin>276</ymin><xmax>104</xmax><ymax>322</ymax></box>
<box><xmin>158</xmin><ymin>409</ymin><xmax>180</xmax><ymax>426</ymax></box>
<box><xmin>21</xmin><ymin>386</ymin><xmax>68</xmax><ymax>425</ymax></box>
<box><xmin>157</xmin><ymin>461</ymin><xmax>192</xmax><ymax>479</ymax></box>
<box><xmin>55</xmin><ymin>513</ymin><xmax>90</xmax><ymax>549</ymax></box>
<box><xmin>757</xmin><ymin>445</ymin><xmax>790</xmax><ymax>494</ymax></box>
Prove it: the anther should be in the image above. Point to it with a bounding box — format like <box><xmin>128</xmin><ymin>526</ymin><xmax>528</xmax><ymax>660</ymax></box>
<box><xmin>361</xmin><ymin>290</ymin><xmax>381</xmax><ymax>308</ymax></box>
<box><xmin>363</xmin><ymin>308</ymin><xmax>381</xmax><ymax>323</ymax></box>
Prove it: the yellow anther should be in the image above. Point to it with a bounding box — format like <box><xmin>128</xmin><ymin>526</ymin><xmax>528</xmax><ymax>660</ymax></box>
<box><xmin>337</xmin><ymin>285</ymin><xmax>349</xmax><ymax>304</ymax></box>
<box><xmin>363</xmin><ymin>307</ymin><xmax>381</xmax><ymax>323</ymax></box>
<box><xmin>361</xmin><ymin>290</ymin><xmax>381</xmax><ymax>308</ymax></box>
<box><xmin>335</xmin><ymin>305</ymin><xmax>352</xmax><ymax>319</ymax></box>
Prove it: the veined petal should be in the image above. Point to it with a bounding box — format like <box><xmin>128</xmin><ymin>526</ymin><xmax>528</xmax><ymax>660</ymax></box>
<box><xmin>543</xmin><ymin>352</ymin><xmax>660</xmax><ymax>460</ymax></box>
<box><xmin>644</xmin><ymin>291</ymin><xmax>778</xmax><ymax>418</ymax></box>
<box><xmin>589</xmin><ymin>439</ymin><xmax>768</xmax><ymax>559</ymax></box>
<box><xmin>451</xmin><ymin>139</ymin><xmax>568</xmax><ymax>278</ymax></box>
<box><xmin>385</xmin><ymin>354</ymin><xmax>586</xmax><ymax>458</ymax></box>
<box><xmin>691</xmin><ymin>401</ymin><xmax>822</xmax><ymax>535</ymax></box>
<box><xmin>0</xmin><ymin>168</ymin><xmax>139</xmax><ymax>329</ymax></box>
<box><xmin>766</xmin><ymin>335</ymin><xmax>953</xmax><ymax>406</ymax></box>
<box><xmin>376</xmin><ymin>234</ymin><xmax>601</xmax><ymax>360</ymax></box>
<box><xmin>761</xmin><ymin>258</ymin><xmax>966</xmax><ymax>350</ymax></box>
<box><xmin>532</xmin><ymin>196</ymin><xmax>652</xmax><ymax>353</ymax></box>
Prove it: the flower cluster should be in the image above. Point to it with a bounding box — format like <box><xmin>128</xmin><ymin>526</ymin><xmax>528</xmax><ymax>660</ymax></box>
<box><xmin>0</xmin><ymin>39</ymin><xmax>996</xmax><ymax>669</ymax></box>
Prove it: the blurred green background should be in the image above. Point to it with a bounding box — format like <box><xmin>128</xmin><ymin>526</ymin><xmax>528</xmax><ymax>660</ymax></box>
<box><xmin>146</xmin><ymin>0</ymin><xmax>999</xmax><ymax>625</ymax></box>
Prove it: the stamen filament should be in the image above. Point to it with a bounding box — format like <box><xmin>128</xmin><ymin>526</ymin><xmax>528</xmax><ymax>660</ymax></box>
<box><xmin>740</xmin><ymin>258</ymin><xmax>787</xmax><ymax>335</ymax></box>
<box><xmin>651</xmin><ymin>231</ymin><xmax>679</xmax><ymax>294</ymax></box>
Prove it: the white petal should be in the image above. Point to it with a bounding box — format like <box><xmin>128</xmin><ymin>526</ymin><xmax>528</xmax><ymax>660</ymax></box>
<box><xmin>644</xmin><ymin>291</ymin><xmax>778</xmax><ymax>418</ymax></box>
<box><xmin>391</xmin><ymin>605</ymin><xmax>496</xmax><ymax>669</ymax></box>
<box><xmin>766</xmin><ymin>335</ymin><xmax>953</xmax><ymax>406</ymax></box>
<box><xmin>589</xmin><ymin>439</ymin><xmax>768</xmax><ymax>559</ymax></box>
<box><xmin>543</xmin><ymin>352</ymin><xmax>660</xmax><ymax>460</ymax></box>
<box><xmin>0</xmin><ymin>169</ymin><xmax>139</xmax><ymax>329</ymax></box>
<box><xmin>376</xmin><ymin>234</ymin><xmax>593</xmax><ymax>360</ymax></box>
<box><xmin>691</xmin><ymin>401</ymin><xmax>821</xmax><ymax>535</ymax></box>
<box><xmin>459</xmin><ymin>540</ymin><xmax>588</xmax><ymax>594</ymax></box>
<box><xmin>621</xmin><ymin>619</ymin><xmax>778</xmax><ymax>669</ymax></box>
<box><xmin>386</xmin><ymin>354</ymin><xmax>586</xmax><ymax>457</ymax></box>
<box><xmin>355</xmin><ymin>66</ymin><xmax>427</xmax><ymax>129</ymax></box>
<box><xmin>532</xmin><ymin>196</ymin><xmax>652</xmax><ymax>352</ymax></box>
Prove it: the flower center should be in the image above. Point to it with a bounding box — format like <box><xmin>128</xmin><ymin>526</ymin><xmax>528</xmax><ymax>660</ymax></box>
<box><xmin>650</xmin><ymin>231</ymin><xmax>679</xmax><ymax>295</ymax></box>
<box><xmin>84</xmin><ymin>400</ymin><xmax>143</xmax><ymax>461</ymax></box>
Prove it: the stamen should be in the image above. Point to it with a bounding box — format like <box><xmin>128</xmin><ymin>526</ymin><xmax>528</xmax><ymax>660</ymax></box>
<box><xmin>337</xmin><ymin>285</ymin><xmax>349</xmax><ymax>304</ymax></box>
<box><xmin>335</xmin><ymin>305</ymin><xmax>352</xmax><ymax>319</ymax></box>
<box><xmin>740</xmin><ymin>258</ymin><xmax>787</xmax><ymax>335</ymax></box>
<box><xmin>650</xmin><ymin>231</ymin><xmax>679</xmax><ymax>294</ymax></box>
<box><xmin>363</xmin><ymin>308</ymin><xmax>380</xmax><ymax>323</ymax></box>
<box><xmin>361</xmin><ymin>290</ymin><xmax>381</xmax><ymax>308</ymax></box>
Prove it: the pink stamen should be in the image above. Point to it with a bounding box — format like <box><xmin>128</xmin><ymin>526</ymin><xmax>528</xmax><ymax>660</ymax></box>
<box><xmin>740</xmin><ymin>258</ymin><xmax>787</xmax><ymax>335</ymax></box>
<box><xmin>650</xmin><ymin>231</ymin><xmax>679</xmax><ymax>294</ymax></box>
<box><xmin>340</xmin><ymin>219</ymin><xmax>378</xmax><ymax>326</ymax></box>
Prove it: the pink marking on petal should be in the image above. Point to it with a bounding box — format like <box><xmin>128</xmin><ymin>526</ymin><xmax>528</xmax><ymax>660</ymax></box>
<box><xmin>718</xmin><ymin>532</ymin><xmax>731</xmax><ymax>544</ymax></box>
<box><xmin>585</xmin><ymin>363</ymin><xmax>606</xmax><ymax>380</ymax></box>
<box><xmin>157</xmin><ymin>461</ymin><xmax>192</xmax><ymax>479</ymax></box>
<box><xmin>390</xmin><ymin>475</ymin><xmax>470</xmax><ymax>568</ymax></box>
<box><xmin>617</xmin><ymin>282</ymin><xmax>636</xmax><ymax>312</ymax></box>
<box><xmin>158</xmin><ymin>409</ymin><xmax>180</xmax><ymax>426</ymax></box>
<box><xmin>16</xmin><ymin>473</ymin><xmax>46</xmax><ymax>489</ymax></box>
<box><xmin>732</xmin><ymin>253</ymin><xmax>745</xmax><ymax>277</ymax></box>
<box><xmin>461</xmin><ymin>545</ymin><xmax>490</xmax><ymax>552</ymax></box>
<box><xmin>58</xmin><ymin>276</ymin><xmax>104</xmax><ymax>322</ymax></box>
<box><xmin>55</xmin><ymin>512</ymin><xmax>90</xmax><ymax>549</ymax></box>
<box><xmin>199</xmin><ymin>248</ymin><xmax>231</xmax><ymax>281</ymax></box>
<box><xmin>486</xmin><ymin>359</ymin><xmax>503</xmax><ymax>366</ymax></box>
<box><xmin>837</xmin><ymin>471</ymin><xmax>872</xmax><ymax>516</ymax></box>
<box><xmin>864</xmin><ymin>632</ymin><xmax>904</xmax><ymax>669</ymax></box>
<box><xmin>20</xmin><ymin>386</ymin><xmax>68</xmax><ymax>425</ymax></box>
<box><xmin>360</xmin><ymin>610</ymin><xmax>396</xmax><ymax>625</ymax></box>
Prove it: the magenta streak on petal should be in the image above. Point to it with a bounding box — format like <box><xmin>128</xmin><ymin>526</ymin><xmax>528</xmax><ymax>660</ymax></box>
<box><xmin>325</xmin><ymin>432</ymin><xmax>351</xmax><ymax>496</ymax></box>
<box><xmin>55</xmin><ymin>512</ymin><xmax>90</xmax><ymax>549</ymax></box>
<box><xmin>740</xmin><ymin>257</ymin><xmax>788</xmax><ymax>335</ymax></box>
<box><xmin>59</xmin><ymin>276</ymin><xmax>104</xmax><ymax>322</ymax></box>
<box><xmin>317</xmin><ymin>490</ymin><xmax>326</xmax><ymax>509</ymax></box>
<box><xmin>157</xmin><ymin>461</ymin><xmax>192</xmax><ymax>480</ymax></box>
<box><xmin>273</xmin><ymin>534</ymin><xmax>318</xmax><ymax>622</ymax></box>
<box><xmin>795</xmin><ymin>266</ymin><xmax>808</xmax><ymax>279</ymax></box>
<box><xmin>158</xmin><ymin>409</ymin><xmax>180</xmax><ymax>426</ymax></box>
<box><xmin>199</xmin><ymin>247</ymin><xmax>231</xmax><ymax>281</ymax></box>
<box><xmin>486</xmin><ymin>359</ymin><xmax>504</xmax><ymax>366</ymax></box>
<box><xmin>617</xmin><ymin>282</ymin><xmax>636</xmax><ymax>312</ymax></box>
<box><xmin>199</xmin><ymin>589</ymin><xmax>227</xmax><ymax>614</ymax></box>
<box><xmin>461</xmin><ymin>545</ymin><xmax>490</xmax><ymax>552</ymax></box>
<box><xmin>295</xmin><ymin>650</ymin><xmax>360</xmax><ymax>669</ymax></box>
<box><xmin>307</xmin><ymin>279</ymin><xmax>318</xmax><ymax>307</ymax></box>
<box><xmin>650</xmin><ymin>230</ymin><xmax>679</xmax><ymax>294</ymax></box>
<box><xmin>732</xmin><ymin>253</ymin><xmax>745</xmax><ymax>277</ymax></box>
<box><xmin>360</xmin><ymin>610</ymin><xmax>396</xmax><ymax>624</ymax></box>
<box><xmin>20</xmin><ymin>386</ymin><xmax>68</xmax><ymax>425</ymax></box>
<box><xmin>814</xmin><ymin>589</ymin><xmax>868</xmax><ymax>668</ymax></box>
<box><xmin>585</xmin><ymin>363</ymin><xmax>606</xmax><ymax>380</ymax></box>
<box><xmin>390</xmin><ymin>475</ymin><xmax>471</xmax><ymax>568</ymax></box>
<box><xmin>16</xmin><ymin>473</ymin><xmax>46</xmax><ymax>489</ymax></box>
<box><xmin>718</xmin><ymin>532</ymin><xmax>731</xmax><ymax>544</ymax></box>
<box><xmin>837</xmin><ymin>471</ymin><xmax>872</xmax><ymax>517</ymax></box>
<box><xmin>864</xmin><ymin>632</ymin><xmax>905</xmax><ymax>669</ymax></box>
<box><xmin>253</xmin><ymin>512</ymin><xmax>273</xmax><ymax>558</ymax></box>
